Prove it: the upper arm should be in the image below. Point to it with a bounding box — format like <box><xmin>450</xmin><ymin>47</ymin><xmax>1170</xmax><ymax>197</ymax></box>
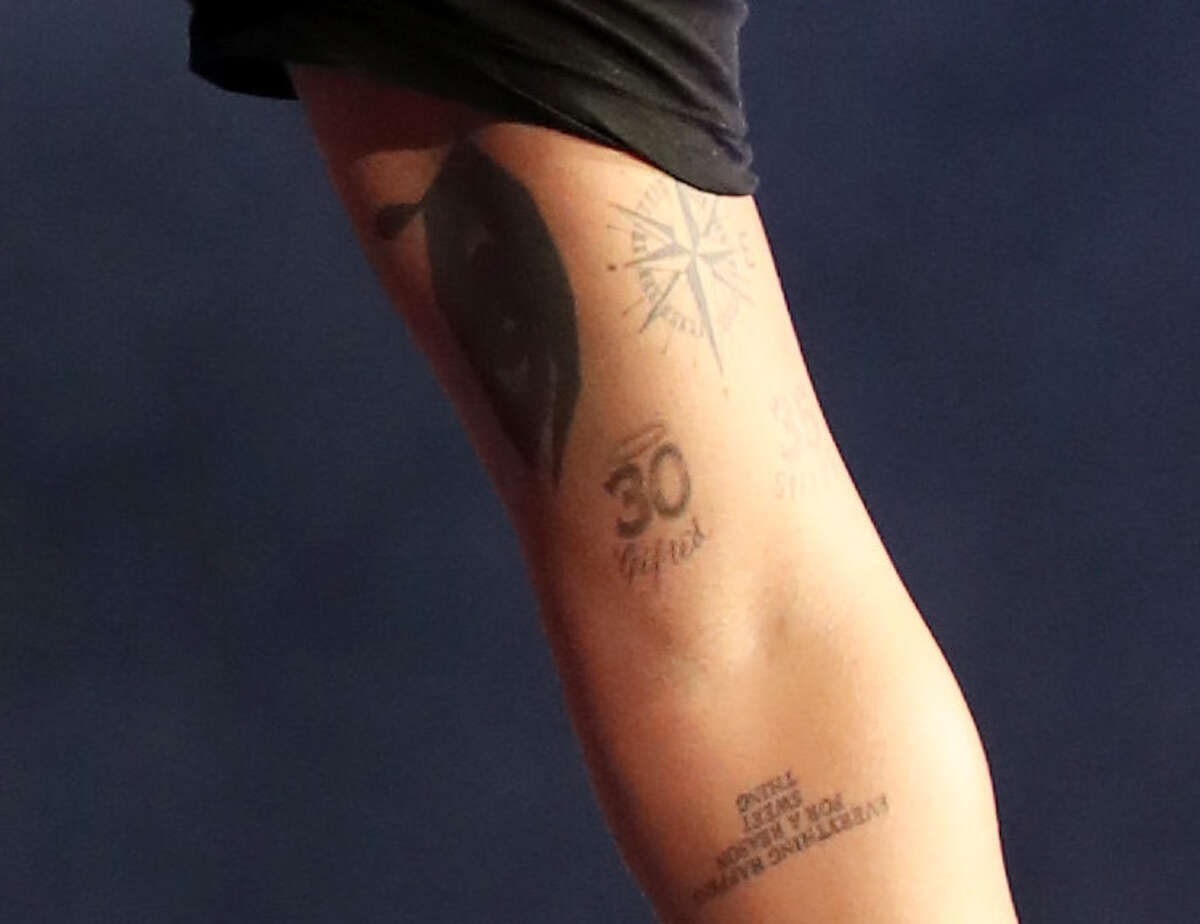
<box><xmin>289</xmin><ymin>63</ymin><xmax>1018</xmax><ymax>924</ymax></box>
<box><xmin>290</xmin><ymin>62</ymin><xmax>853</xmax><ymax>571</ymax></box>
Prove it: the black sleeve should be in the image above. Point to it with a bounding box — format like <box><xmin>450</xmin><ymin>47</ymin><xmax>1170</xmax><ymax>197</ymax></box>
<box><xmin>187</xmin><ymin>0</ymin><xmax>756</xmax><ymax>196</ymax></box>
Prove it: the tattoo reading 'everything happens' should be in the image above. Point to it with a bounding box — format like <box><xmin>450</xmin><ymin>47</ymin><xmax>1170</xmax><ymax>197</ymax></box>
<box><xmin>692</xmin><ymin>770</ymin><xmax>889</xmax><ymax>908</ymax></box>
<box><xmin>603</xmin><ymin>420</ymin><xmax>707</xmax><ymax>585</ymax></box>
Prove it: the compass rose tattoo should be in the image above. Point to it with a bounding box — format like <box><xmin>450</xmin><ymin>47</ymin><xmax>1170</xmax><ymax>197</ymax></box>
<box><xmin>608</xmin><ymin>177</ymin><xmax>754</xmax><ymax>371</ymax></box>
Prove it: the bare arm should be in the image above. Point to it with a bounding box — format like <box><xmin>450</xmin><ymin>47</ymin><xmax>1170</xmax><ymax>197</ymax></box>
<box><xmin>290</xmin><ymin>65</ymin><xmax>1018</xmax><ymax>923</ymax></box>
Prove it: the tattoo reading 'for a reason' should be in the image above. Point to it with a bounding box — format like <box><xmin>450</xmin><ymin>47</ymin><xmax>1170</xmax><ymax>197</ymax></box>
<box><xmin>692</xmin><ymin>770</ymin><xmax>889</xmax><ymax>907</ymax></box>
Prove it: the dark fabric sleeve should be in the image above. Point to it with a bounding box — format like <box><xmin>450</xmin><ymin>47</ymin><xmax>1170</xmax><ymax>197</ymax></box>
<box><xmin>186</xmin><ymin>0</ymin><xmax>756</xmax><ymax>195</ymax></box>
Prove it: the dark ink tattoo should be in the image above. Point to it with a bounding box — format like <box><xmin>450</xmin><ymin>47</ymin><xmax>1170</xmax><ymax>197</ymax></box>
<box><xmin>375</xmin><ymin>141</ymin><xmax>581</xmax><ymax>484</ymax></box>
<box><xmin>608</xmin><ymin>178</ymin><xmax>751</xmax><ymax>370</ymax></box>
<box><xmin>615</xmin><ymin>517</ymin><xmax>709</xmax><ymax>585</ymax></box>
<box><xmin>692</xmin><ymin>770</ymin><xmax>890</xmax><ymax>907</ymax></box>
<box><xmin>604</xmin><ymin>421</ymin><xmax>705</xmax><ymax>584</ymax></box>
<box><xmin>604</xmin><ymin>421</ymin><xmax>692</xmax><ymax>539</ymax></box>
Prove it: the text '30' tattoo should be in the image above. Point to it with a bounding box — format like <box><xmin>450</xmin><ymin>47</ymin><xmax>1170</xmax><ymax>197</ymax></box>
<box><xmin>769</xmin><ymin>381</ymin><xmax>834</xmax><ymax>502</ymax></box>
<box><xmin>604</xmin><ymin>420</ymin><xmax>707</xmax><ymax>585</ymax></box>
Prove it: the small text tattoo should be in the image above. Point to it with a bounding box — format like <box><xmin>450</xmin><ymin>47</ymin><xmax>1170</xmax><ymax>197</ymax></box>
<box><xmin>615</xmin><ymin>518</ymin><xmax>709</xmax><ymax>586</ymax></box>
<box><xmin>604</xmin><ymin>421</ymin><xmax>707</xmax><ymax>585</ymax></box>
<box><xmin>769</xmin><ymin>382</ymin><xmax>833</xmax><ymax>502</ymax></box>
<box><xmin>691</xmin><ymin>770</ymin><xmax>890</xmax><ymax>907</ymax></box>
<box><xmin>374</xmin><ymin>141</ymin><xmax>581</xmax><ymax>485</ymax></box>
<box><xmin>607</xmin><ymin>177</ymin><xmax>752</xmax><ymax>371</ymax></box>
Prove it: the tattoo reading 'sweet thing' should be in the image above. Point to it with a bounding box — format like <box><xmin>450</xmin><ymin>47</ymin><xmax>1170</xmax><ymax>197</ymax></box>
<box><xmin>375</xmin><ymin>141</ymin><xmax>581</xmax><ymax>485</ymax></box>
<box><xmin>692</xmin><ymin>770</ymin><xmax>890</xmax><ymax>907</ymax></box>
<box><xmin>607</xmin><ymin>177</ymin><xmax>754</xmax><ymax>371</ymax></box>
<box><xmin>604</xmin><ymin>421</ymin><xmax>707</xmax><ymax>585</ymax></box>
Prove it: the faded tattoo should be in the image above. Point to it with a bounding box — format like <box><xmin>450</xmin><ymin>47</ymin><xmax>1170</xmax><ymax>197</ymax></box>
<box><xmin>608</xmin><ymin>177</ymin><xmax>752</xmax><ymax>371</ymax></box>
<box><xmin>375</xmin><ymin>141</ymin><xmax>581</xmax><ymax>484</ymax></box>
<box><xmin>692</xmin><ymin>770</ymin><xmax>890</xmax><ymax>907</ymax></box>
<box><xmin>769</xmin><ymin>380</ymin><xmax>834</xmax><ymax>502</ymax></box>
<box><xmin>604</xmin><ymin>421</ymin><xmax>707</xmax><ymax>584</ymax></box>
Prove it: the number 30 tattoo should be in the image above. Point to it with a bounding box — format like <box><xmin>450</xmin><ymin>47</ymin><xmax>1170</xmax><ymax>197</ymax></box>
<box><xmin>603</xmin><ymin>421</ymin><xmax>692</xmax><ymax>538</ymax></box>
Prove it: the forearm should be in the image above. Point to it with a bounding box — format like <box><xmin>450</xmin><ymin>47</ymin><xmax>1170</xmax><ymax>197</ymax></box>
<box><xmin>292</xmin><ymin>66</ymin><xmax>1017</xmax><ymax>922</ymax></box>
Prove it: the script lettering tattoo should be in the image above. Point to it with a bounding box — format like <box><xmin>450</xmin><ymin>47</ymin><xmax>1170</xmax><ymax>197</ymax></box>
<box><xmin>604</xmin><ymin>421</ymin><xmax>705</xmax><ymax>584</ymax></box>
<box><xmin>608</xmin><ymin>177</ymin><xmax>752</xmax><ymax>371</ymax></box>
<box><xmin>375</xmin><ymin>141</ymin><xmax>581</xmax><ymax>484</ymax></box>
<box><xmin>691</xmin><ymin>770</ymin><xmax>890</xmax><ymax>907</ymax></box>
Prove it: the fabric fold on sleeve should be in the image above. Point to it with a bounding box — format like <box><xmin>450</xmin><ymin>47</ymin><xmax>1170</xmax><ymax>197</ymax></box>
<box><xmin>187</xmin><ymin>0</ymin><xmax>757</xmax><ymax>195</ymax></box>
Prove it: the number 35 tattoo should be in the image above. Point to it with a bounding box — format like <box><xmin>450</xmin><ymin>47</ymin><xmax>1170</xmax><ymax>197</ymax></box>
<box><xmin>603</xmin><ymin>421</ymin><xmax>692</xmax><ymax>538</ymax></box>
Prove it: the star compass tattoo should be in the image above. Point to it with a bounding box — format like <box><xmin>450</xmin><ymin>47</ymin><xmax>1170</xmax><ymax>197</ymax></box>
<box><xmin>608</xmin><ymin>177</ymin><xmax>753</xmax><ymax>372</ymax></box>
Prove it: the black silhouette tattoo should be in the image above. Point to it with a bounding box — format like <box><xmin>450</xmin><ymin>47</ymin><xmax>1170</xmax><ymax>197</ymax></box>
<box><xmin>375</xmin><ymin>141</ymin><xmax>581</xmax><ymax>484</ymax></box>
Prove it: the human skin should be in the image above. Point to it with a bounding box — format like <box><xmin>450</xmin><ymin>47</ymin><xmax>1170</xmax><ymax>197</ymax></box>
<box><xmin>289</xmin><ymin>64</ymin><xmax>1020</xmax><ymax>923</ymax></box>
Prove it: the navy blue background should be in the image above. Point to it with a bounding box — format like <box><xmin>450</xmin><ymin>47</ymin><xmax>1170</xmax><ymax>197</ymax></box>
<box><xmin>2</xmin><ymin>2</ymin><xmax>1197</xmax><ymax>920</ymax></box>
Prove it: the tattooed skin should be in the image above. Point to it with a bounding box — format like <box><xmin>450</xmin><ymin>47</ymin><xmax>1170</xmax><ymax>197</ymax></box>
<box><xmin>604</xmin><ymin>420</ymin><xmax>692</xmax><ymax>539</ymax></box>
<box><xmin>609</xmin><ymin>177</ymin><xmax>752</xmax><ymax>371</ymax></box>
<box><xmin>375</xmin><ymin>141</ymin><xmax>581</xmax><ymax>484</ymax></box>
<box><xmin>769</xmin><ymin>377</ymin><xmax>838</xmax><ymax>502</ymax></box>
<box><xmin>692</xmin><ymin>770</ymin><xmax>890</xmax><ymax>908</ymax></box>
<box><xmin>604</xmin><ymin>420</ymin><xmax>707</xmax><ymax>585</ymax></box>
